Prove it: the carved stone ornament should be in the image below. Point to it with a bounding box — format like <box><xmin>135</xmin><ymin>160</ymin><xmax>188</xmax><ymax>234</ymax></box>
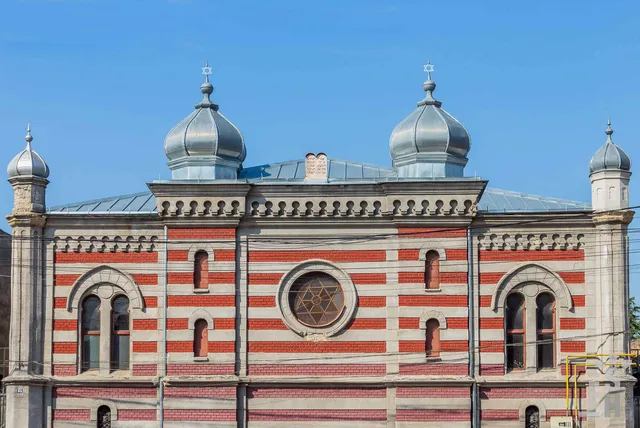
<box><xmin>305</xmin><ymin>153</ymin><xmax>328</xmax><ymax>181</ymax></box>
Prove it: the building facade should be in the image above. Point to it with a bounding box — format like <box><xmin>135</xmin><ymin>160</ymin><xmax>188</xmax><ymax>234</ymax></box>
<box><xmin>4</xmin><ymin>67</ymin><xmax>635</xmax><ymax>427</ymax></box>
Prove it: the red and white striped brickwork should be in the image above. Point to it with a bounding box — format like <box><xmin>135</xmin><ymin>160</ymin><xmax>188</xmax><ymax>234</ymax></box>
<box><xmin>47</xmin><ymin>224</ymin><xmax>595</xmax><ymax>425</ymax></box>
<box><xmin>51</xmin><ymin>228</ymin><xmax>163</xmax><ymax>377</ymax></box>
<box><xmin>246</xmin><ymin>227</ymin><xmax>391</xmax><ymax>377</ymax></box>
<box><xmin>397</xmin><ymin>227</ymin><xmax>470</xmax><ymax>376</ymax></box>
<box><xmin>165</xmin><ymin>227</ymin><xmax>236</xmax><ymax>375</ymax></box>
<box><xmin>477</xmin><ymin>245</ymin><xmax>586</xmax><ymax>376</ymax></box>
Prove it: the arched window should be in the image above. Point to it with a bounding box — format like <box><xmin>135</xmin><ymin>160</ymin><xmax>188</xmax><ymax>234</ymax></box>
<box><xmin>425</xmin><ymin>318</ymin><xmax>441</xmax><ymax>358</ymax></box>
<box><xmin>194</xmin><ymin>251</ymin><xmax>209</xmax><ymax>290</ymax></box>
<box><xmin>81</xmin><ymin>296</ymin><xmax>101</xmax><ymax>371</ymax></box>
<box><xmin>97</xmin><ymin>405</ymin><xmax>112</xmax><ymax>428</ymax></box>
<box><xmin>111</xmin><ymin>296</ymin><xmax>130</xmax><ymax>370</ymax></box>
<box><xmin>536</xmin><ymin>293</ymin><xmax>555</xmax><ymax>369</ymax></box>
<box><xmin>194</xmin><ymin>319</ymin><xmax>209</xmax><ymax>357</ymax></box>
<box><xmin>424</xmin><ymin>251</ymin><xmax>440</xmax><ymax>290</ymax></box>
<box><xmin>525</xmin><ymin>405</ymin><xmax>540</xmax><ymax>428</ymax></box>
<box><xmin>505</xmin><ymin>293</ymin><xmax>525</xmax><ymax>371</ymax></box>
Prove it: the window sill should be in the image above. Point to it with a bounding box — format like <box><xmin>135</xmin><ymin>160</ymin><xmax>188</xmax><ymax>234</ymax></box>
<box><xmin>193</xmin><ymin>288</ymin><xmax>210</xmax><ymax>294</ymax></box>
<box><xmin>425</xmin><ymin>357</ymin><xmax>442</xmax><ymax>363</ymax></box>
<box><xmin>193</xmin><ymin>356</ymin><xmax>209</xmax><ymax>362</ymax></box>
<box><xmin>423</xmin><ymin>289</ymin><xmax>442</xmax><ymax>293</ymax></box>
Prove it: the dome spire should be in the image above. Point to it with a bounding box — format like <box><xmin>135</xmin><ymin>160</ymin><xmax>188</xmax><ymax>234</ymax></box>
<box><xmin>419</xmin><ymin>60</ymin><xmax>440</xmax><ymax>107</ymax></box>
<box><xmin>25</xmin><ymin>123</ymin><xmax>33</xmax><ymax>149</ymax></box>
<box><xmin>7</xmin><ymin>123</ymin><xmax>50</xmax><ymax>179</ymax></box>
<box><xmin>589</xmin><ymin>118</ymin><xmax>631</xmax><ymax>174</ymax></box>
<box><xmin>198</xmin><ymin>61</ymin><xmax>216</xmax><ymax>109</ymax></box>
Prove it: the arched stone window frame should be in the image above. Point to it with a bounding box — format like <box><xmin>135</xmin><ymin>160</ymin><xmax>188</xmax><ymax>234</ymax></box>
<box><xmin>188</xmin><ymin>244</ymin><xmax>215</xmax><ymax>293</ymax></box>
<box><xmin>490</xmin><ymin>263</ymin><xmax>573</xmax><ymax>311</ymax></box>
<box><xmin>518</xmin><ymin>400</ymin><xmax>547</xmax><ymax>423</ymax></box>
<box><xmin>67</xmin><ymin>266</ymin><xmax>145</xmax><ymax>312</ymax></box>
<box><xmin>492</xmin><ymin>263</ymin><xmax>568</xmax><ymax>372</ymax></box>
<box><xmin>188</xmin><ymin>309</ymin><xmax>215</xmax><ymax>361</ymax></box>
<box><xmin>90</xmin><ymin>400</ymin><xmax>118</xmax><ymax>421</ymax></box>
<box><xmin>68</xmin><ymin>266</ymin><xmax>143</xmax><ymax>375</ymax></box>
<box><xmin>419</xmin><ymin>311</ymin><xmax>447</xmax><ymax>361</ymax></box>
<box><xmin>418</xmin><ymin>248</ymin><xmax>446</xmax><ymax>293</ymax></box>
<box><xmin>277</xmin><ymin>260</ymin><xmax>357</xmax><ymax>338</ymax></box>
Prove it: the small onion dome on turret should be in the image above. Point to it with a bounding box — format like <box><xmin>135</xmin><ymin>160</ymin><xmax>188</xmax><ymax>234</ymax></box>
<box><xmin>7</xmin><ymin>124</ymin><xmax>50</xmax><ymax>179</ymax></box>
<box><xmin>164</xmin><ymin>62</ymin><xmax>246</xmax><ymax>180</ymax></box>
<box><xmin>389</xmin><ymin>63</ymin><xmax>471</xmax><ymax>178</ymax></box>
<box><xmin>589</xmin><ymin>119</ymin><xmax>631</xmax><ymax>174</ymax></box>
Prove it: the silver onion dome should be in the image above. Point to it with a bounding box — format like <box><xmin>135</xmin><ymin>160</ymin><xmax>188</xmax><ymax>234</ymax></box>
<box><xmin>389</xmin><ymin>65</ymin><xmax>471</xmax><ymax>178</ymax></box>
<box><xmin>7</xmin><ymin>124</ymin><xmax>50</xmax><ymax>179</ymax></box>
<box><xmin>164</xmin><ymin>62</ymin><xmax>246</xmax><ymax>180</ymax></box>
<box><xmin>589</xmin><ymin>119</ymin><xmax>631</xmax><ymax>174</ymax></box>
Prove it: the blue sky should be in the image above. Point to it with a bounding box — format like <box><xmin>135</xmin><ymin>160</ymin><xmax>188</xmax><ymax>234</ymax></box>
<box><xmin>1</xmin><ymin>1</ymin><xmax>639</xmax><ymax>293</ymax></box>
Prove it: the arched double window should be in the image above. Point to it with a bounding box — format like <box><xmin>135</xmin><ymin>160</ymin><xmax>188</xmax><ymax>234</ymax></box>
<box><xmin>505</xmin><ymin>293</ymin><xmax>525</xmax><ymax>371</ymax></box>
<box><xmin>425</xmin><ymin>318</ymin><xmax>441</xmax><ymax>358</ymax></box>
<box><xmin>97</xmin><ymin>405</ymin><xmax>112</xmax><ymax>428</ymax></box>
<box><xmin>194</xmin><ymin>251</ymin><xmax>209</xmax><ymax>290</ymax></box>
<box><xmin>424</xmin><ymin>251</ymin><xmax>440</xmax><ymax>290</ymax></box>
<box><xmin>536</xmin><ymin>293</ymin><xmax>555</xmax><ymax>369</ymax></box>
<box><xmin>194</xmin><ymin>319</ymin><xmax>209</xmax><ymax>357</ymax></box>
<box><xmin>80</xmin><ymin>293</ymin><xmax>130</xmax><ymax>373</ymax></box>
<box><xmin>81</xmin><ymin>296</ymin><xmax>101</xmax><ymax>371</ymax></box>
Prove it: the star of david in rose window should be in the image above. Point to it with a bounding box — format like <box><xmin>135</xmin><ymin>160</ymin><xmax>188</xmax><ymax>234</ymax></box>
<box><xmin>289</xmin><ymin>273</ymin><xmax>345</xmax><ymax>327</ymax></box>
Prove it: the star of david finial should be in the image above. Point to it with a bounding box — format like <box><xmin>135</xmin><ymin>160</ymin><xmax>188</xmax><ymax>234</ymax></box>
<box><xmin>423</xmin><ymin>60</ymin><xmax>434</xmax><ymax>80</ymax></box>
<box><xmin>202</xmin><ymin>60</ymin><xmax>213</xmax><ymax>82</ymax></box>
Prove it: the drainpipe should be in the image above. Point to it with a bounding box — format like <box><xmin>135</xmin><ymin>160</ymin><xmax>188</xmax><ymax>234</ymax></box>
<box><xmin>467</xmin><ymin>226</ymin><xmax>478</xmax><ymax>427</ymax></box>
<box><xmin>159</xmin><ymin>224</ymin><xmax>168</xmax><ymax>427</ymax></box>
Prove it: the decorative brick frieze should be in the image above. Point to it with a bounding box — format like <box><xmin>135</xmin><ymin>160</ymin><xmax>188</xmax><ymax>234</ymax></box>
<box><xmin>157</xmin><ymin>198</ymin><xmax>244</xmax><ymax>218</ymax></box>
<box><xmin>54</xmin><ymin>251</ymin><xmax>158</xmax><ymax>263</ymax></box>
<box><xmin>477</xmin><ymin>233</ymin><xmax>584</xmax><ymax>250</ymax></box>
<box><xmin>53</xmin><ymin>235</ymin><xmax>158</xmax><ymax>253</ymax></box>
<box><xmin>478</xmin><ymin>249</ymin><xmax>584</xmax><ymax>262</ymax></box>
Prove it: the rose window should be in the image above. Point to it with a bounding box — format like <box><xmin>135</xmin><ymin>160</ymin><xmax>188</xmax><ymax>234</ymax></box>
<box><xmin>289</xmin><ymin>273</ymin><xmax>345</xmax><ymax>327</ymax></box>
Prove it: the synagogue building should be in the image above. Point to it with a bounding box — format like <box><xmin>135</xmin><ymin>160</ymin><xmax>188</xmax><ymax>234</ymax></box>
<box><xmin>4</xmin><ymin>64</ymin><xmax>634</xmax><ymax>427</ymax></box>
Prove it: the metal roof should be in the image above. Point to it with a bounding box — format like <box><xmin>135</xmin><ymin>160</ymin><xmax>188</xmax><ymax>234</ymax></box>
<box><xmin>48</xmin><ymin>159</ymin><xmax>591</xmax><ymax>214</ymax></box>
